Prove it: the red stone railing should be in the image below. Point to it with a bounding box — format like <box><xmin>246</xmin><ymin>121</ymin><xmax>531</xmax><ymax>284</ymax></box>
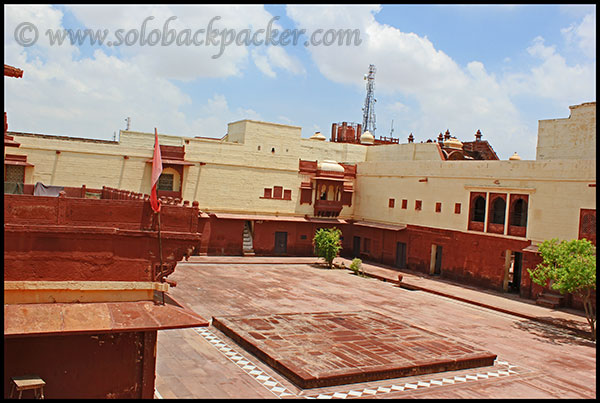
<box><xmin>4</xmin><ymin>190</ymin><xmax>202</xmax><ymax>283</ymax></box>
<box><xmin>314</xmin><ymin>199</ymin><xmax>343</xmax><ymax>217</ymax></box>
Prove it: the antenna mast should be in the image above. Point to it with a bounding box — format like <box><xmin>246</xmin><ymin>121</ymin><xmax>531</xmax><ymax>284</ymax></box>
<box><xmin>362</xmin><ymin>64</ymin><xmax>377</xmax><ymax>135</ymax></box>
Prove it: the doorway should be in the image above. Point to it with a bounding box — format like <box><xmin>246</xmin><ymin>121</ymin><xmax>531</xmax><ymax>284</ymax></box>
<box><xmin>353</xmin><ymin>236</ymin><xmax>361</xmax><ymax>258</ymax></box>
<box><xmin>430</xmin><ymin>244</ymin><xmax>442</xmax><ymax>275</ymax></box>
<box><xmin>274</xmin><ymin>232</ymin><xmax>288</xmax><ymax>255</ymax></box>
<box><xmin>508</xmin><ymin>251</ymin><xmax>522</xmax><ymax>293</ymax></box>
<box><xmin>396</xmin><ymin>242</ymin><xmax>407</xmax><ymax>269</ymax></box>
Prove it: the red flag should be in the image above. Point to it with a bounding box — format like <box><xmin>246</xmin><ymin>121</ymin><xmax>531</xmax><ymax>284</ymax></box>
<box><xmin>150</xmin><ymin>128</ymin><xmax>163</xmax><ymax>212</ymax></box>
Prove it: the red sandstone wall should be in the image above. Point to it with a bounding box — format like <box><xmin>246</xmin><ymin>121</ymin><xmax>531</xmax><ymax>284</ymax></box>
<box><xmin>196</xmin><ymin>217</ymin><xmax>211</xmax><ymax>255</ymax></box>
<box><xmin>204</xmin><ymin>217</ymin><xmax>244</xmax><ymax>255</ymax></box>
<box><xmin>4</xmin><ymin>331</ymin><xmax>156</xmax><ymax>399</ymax></box>
<box><xmin>4</xmin><ymin>195</ymin><xmax>201</xmax><ymax>281</ymax></box>
<box><xmin>343</xmin><ymin>224</ymin><xmax>530</xmax><ymax>292</ymax></box>
<box><xmin>406</xmin><ymin>226</ymin><xmax>530</xmax><ymax>290</ymax></box>
<box><xmin>3</xmin><ymin>228</ymin><xmax>200</xmax><ymax>281</ymax></box>
<box><xmin>253</xmin><ymin>222</ymin><xmax>345</xmax><ymax>256</ymax></box>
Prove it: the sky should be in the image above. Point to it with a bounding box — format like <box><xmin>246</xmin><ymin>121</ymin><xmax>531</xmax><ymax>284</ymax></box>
<box><xmin>3</xmin><ymin>4</ymin><xmax>596</xmax><ymax>160</ymax></box>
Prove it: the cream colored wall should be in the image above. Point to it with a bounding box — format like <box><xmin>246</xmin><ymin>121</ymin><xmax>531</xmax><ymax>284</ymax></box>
<box><xmin>299</xmin><ymin>138</ymin><xmax>367</xmax><ymax>164</ymax></box>
<box><xmin>536</xmin><ymin>102</ymin><xmax>596</xmax><ymax>160</ymax></box>
<box><xmin>9</xmin><ymin>121</ymin><xmax>342</xmax><ymax>217</ymax></box>
<box><xmin>227</xmin><ymin>120</ymin><xmax>303</xmax><ymax>158</ymax></box>
<box><xmin>7</xmin><ymin>134</ymin><xmax>153</xmax><ymax>190</ymax></box>
<box><xmin>365</xmin><ymin>142</ymin><xmax>444</xmax><ymax>162</ymax></box>
<box><xmin>354</xmin><ymin>159</ymin><xmax>595</xmax><ymax>243</ymax></box>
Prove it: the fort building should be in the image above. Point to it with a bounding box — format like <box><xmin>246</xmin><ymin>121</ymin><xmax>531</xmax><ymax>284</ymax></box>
<box><xmin>5</xmin><ymin>102</ymin><xmax>595</xmax><ymax>313</ymax></box>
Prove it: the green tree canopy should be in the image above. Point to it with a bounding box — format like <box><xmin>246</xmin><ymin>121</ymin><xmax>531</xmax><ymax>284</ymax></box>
<box><xmin>527</xmin><ymin>238</ymin><xmax>596</xmax><ymax>340</ymax></box>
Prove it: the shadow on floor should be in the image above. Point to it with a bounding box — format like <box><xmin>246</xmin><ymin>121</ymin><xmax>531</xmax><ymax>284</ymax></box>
<box><xmin>350</xmin><ymin>258</ymin><xmax>589</xmax><ymax>319</ymax></box>
<box><xmin>512</xmin><ymin>319</ymin><xmax>595</xmax><ymax>347</ymax></box>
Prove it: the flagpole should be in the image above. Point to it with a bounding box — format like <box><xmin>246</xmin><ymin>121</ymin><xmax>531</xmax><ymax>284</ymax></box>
<box><xmin>157</xmin><ymin>207</ymin><xmax>165</xmax><ymax>305</ymax></box>
<box><xmin>151</xmin><ymin>127</ymin><xmax>165</xmax><ymax>305</ymax></box>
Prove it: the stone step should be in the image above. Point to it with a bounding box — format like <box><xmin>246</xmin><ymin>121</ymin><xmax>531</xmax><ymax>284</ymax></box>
<box><xmin>536</xmin><ymin>298</ymin><xmax>560</xmax><ymax>309</ymax></box>
<box><xmin>541</xmin><ymin>293</ymin><xmax>564</xmax><ymax>305</ymax></box>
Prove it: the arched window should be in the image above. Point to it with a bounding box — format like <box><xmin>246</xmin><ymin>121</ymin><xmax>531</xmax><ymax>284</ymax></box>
<box><xmin>320</xmin><ymin>185</ymin><xmax>327</xmax><ymax>200</ymax></box>
<box><xmin>472</xmin><ymin>196</ymin><xmax>486</xmax><ymax>222</ymax></box>
<box><xmin>490</xmin><ymin>197</ymin><xmax>506</xmax><ymax>224</ymax></box>
<box><xmin>510</xmin><ymin>199</ymin><xmax>528</xmax><ymax>227</ymax></box>
<box><xmin>327</xmin><ymin>185</ymin><xmax>335</xmax><ymax>201</ymax></box>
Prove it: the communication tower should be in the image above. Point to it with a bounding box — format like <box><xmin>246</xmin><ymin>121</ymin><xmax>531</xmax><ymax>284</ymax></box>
<box><xmin>361</xmin><ymin>64</ymin><xmax>377</xmax><ymax>135</ymax></box>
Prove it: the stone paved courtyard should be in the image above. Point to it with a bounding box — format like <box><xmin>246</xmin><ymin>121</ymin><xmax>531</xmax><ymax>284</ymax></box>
<box><xmin>155</xmin><ymin>262</ymin><xmax>596</xmax><ymax>399</ymax></box>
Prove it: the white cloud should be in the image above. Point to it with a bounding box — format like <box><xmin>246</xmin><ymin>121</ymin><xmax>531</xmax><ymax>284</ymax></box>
<box><xmin>504</xmin><ymin>36</ymin><xmax>595</xmax><ymax>104</ymax></box>
<box><xmin>186</xmin><ymin>94</ymin><xmax>261</xmax><ymax>138</ymax></box>
<box><xmin>251</xmin><ymin>48</ymin><xmax>276</xmax><ymax>77</ymax></box>
<box><xmin>3</xmin><ymin>5</ymin><xmax>281</xmax><ymax>140</ymax></box>
<box><xmin>561</xmin><ymin>12</ymin><xmax>596</xmax><ymax>59</ymax></box>
<box><xmin>251</xmin><ymin>46</ymin><xmax>306</xmax><ymax>78</ymax></box>
<box><xmin>287</xmin><ymin>5</ymin><xmax>527</xmax><ymax>158</ymax></box>
<box><xmin>286</xmin><ymin>5</ymin><xmax>595</xmax><ymax>160</ymax></box>
<box><xmin>65</xmin><ymin>5</ymin><xmax>303</xmax><ymax>80</ymax></box>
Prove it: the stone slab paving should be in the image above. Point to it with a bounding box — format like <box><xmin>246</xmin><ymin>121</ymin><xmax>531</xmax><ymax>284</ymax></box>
<box><xmin>155</xmin><ymin>262</ymin><xmax>596</xmax><ymax>399</ymax></box>
<box><xmin>332</xmin><ymin>257</ymin><xmax>591</xmax><ymax>337</ymax></box>
<box><xmin>212</xmin><ymin>310</ymin><xmax>496</xmax><ymax>389</ymax></box>
<box><xmin>183</xmin><ymin>255</ymin><xmax>591</xmax><ymax>337</ymax></box>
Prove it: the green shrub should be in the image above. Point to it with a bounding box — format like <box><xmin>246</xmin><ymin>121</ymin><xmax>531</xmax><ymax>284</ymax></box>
<box><xmin>313</xmin><ymin>227</ymin><xmax>342</xmax><ymax>269</ymax></box>
<box><xmin>350</xmin><ymin>258</ymin><xmax>363</xmax><ymax>276</ymax></box>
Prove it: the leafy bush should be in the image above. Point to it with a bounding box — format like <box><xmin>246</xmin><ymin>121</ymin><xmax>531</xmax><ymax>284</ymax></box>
<box><xmin>350</xmin><ymin>258</ymin><xmax>364</xmax><ymax>276</ymax></box>
<box><xmin>313</xmin><ymin>227</ymin><xmax>342</xmax><ymax>269</ymax></box>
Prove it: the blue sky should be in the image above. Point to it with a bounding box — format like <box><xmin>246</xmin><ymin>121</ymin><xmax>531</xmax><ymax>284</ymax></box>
<box><xmin>4</xmin><ymin>4</ymin><xmax>596</xmax><ymax>160</ymax></box>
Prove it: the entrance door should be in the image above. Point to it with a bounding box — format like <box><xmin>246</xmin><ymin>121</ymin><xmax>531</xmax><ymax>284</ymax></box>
<box><xmin>396</xmin><ymin>242</ymin><xmax>407</xmax><ymax>269</ymax></box>
<box><xmin>509</xmin><ymin>251</ymin><xmax>522</xmax><ymax>292</ymax></box>
<box><xmin>353</xmin><ymin>236</ymin><xmax>361</xmax><ymax>258</ymax></box>
<box><xmin>434</xmin><ymin>245</ymin><xmax>442</xmax><ymax>275</ymax></box>
<box><xmin>274</xmin><ymin>232</ymin><xmax>288</xmax><ymax>255</ymax></box>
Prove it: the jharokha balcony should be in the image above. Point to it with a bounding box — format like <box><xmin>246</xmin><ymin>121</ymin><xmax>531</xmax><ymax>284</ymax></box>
<box><xmin>314</xmin><ymin>199</ymin><xmax>343</xmax><ymax>218</ymax></box>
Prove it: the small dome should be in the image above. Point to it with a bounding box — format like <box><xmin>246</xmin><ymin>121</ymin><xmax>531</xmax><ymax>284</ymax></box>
<box><xmin>443</xmin><ymin>137</ymin><xmax>463</xmax><ymax>150</ymax></box>
<box><xmin>317</xmin><ymin>159</ymin><xmax>345</xmax><ymax>173</ymax></box>
<box><xmin>310</xmin><ymin>131</ymin><xmax>326</xmax><ymax>141</ymax></box>
<box><xmin>360</xmin><ymin>130</ymin><xmax>374</xmax><ymax>145</ymax></box>
<box><xmin>509</xmin><ymin>152</ymin><xmax>521</xmax><ymax>161</ymax></box>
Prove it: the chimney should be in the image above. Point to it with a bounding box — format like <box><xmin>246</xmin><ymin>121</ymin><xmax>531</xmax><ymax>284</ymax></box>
<box><xmin>340</xmin><ymin>122</ymin><xmax>347</xmax><ymax>143</ymax></box>
<box><xmin>475</xmin><ymin>129</ymin><xmax>482</xmax><ymax>141</ymax></box>
<box><xmin>331</xmin><ymin>123</ymin><xmax>337</xmax><ymax>142</ymax></box>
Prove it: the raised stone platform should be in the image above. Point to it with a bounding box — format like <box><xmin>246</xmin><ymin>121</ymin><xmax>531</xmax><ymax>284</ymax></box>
<box><xmin>212</xmin><ymin>310</ymin><xmax>497</xmax><ymax>389</ymax></box>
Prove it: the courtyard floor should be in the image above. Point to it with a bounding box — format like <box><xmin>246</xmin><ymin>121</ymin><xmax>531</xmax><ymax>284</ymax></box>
<box><xmin>154</xmin><ymin>258</ymin><xmax>596</xmax><ymax>399</ymax></box>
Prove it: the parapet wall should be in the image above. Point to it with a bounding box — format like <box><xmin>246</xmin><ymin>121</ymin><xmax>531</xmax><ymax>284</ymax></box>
<box><xmin>536</xmin><ymin>102</ymin><xmax>596</xmax><ymax>160</ymax></box>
